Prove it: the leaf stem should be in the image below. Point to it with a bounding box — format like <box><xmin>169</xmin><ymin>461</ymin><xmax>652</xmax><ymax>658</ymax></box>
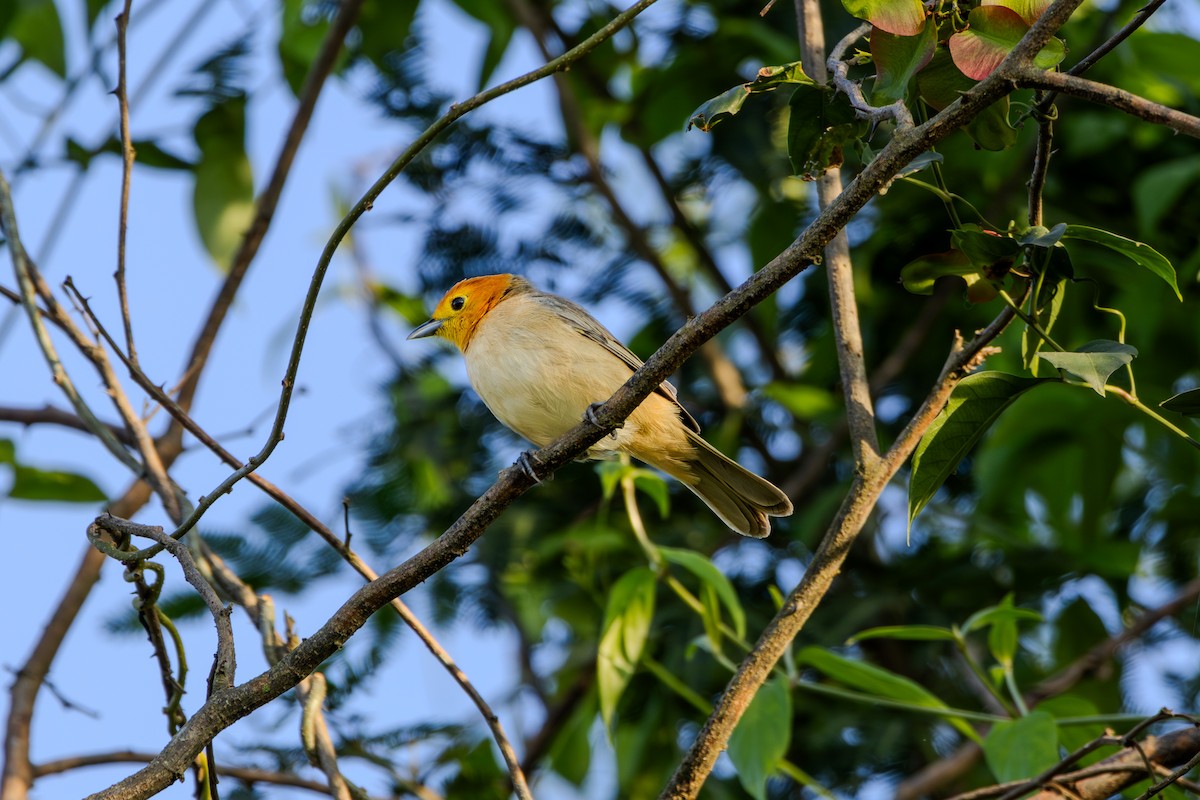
<box><xmin>1105</xmin><ymin>385</ymin><xmax>1200</xmax><ymax>451</ymax></box>
<box><xmin>999</xmin><ymin>287</ymin><xmax>1066</xmax><ymax>352</ymax></box>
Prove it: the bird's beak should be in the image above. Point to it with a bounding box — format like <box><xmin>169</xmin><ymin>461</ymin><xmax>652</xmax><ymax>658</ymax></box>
<box><xmin>407</xmin><ymin>318</ymin><xmax>444</xmax><ymax>340</ymax></box>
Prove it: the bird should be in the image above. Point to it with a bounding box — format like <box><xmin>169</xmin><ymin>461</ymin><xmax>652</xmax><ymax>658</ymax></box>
<box><xmin>407</xmin><ymin>274</ymin><xmax>793</xmax><ymax>537</ymax></box>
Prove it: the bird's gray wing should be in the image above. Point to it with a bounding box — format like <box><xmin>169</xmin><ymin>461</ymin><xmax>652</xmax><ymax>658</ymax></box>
<box><xmin>536</xmin><ymin>293</ymin><xmax>701</xmax><ymax>432</ymax></box>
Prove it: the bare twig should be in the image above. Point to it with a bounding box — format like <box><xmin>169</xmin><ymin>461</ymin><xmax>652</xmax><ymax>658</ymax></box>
<box><xmin>828</xmin><ymin>24</ymin><xmax>915</xmax><ymax>129</ymax></box>
<box><xmin>113</xmin><ymin>0</ymin><xmax>138</xmax><ymax>365</ymax></box>
<box><xmin>799</xmin><ymin>0</ymin><xmax>880</xmax><ymax>468</ymax></box>
<box><xmin>1013</xmin><ymin>67</ymin><xmax>1200</xmax><ymax>138</ymax></box>
<box><xmin>0</xmin><ymin>404</ymin><xmax>135</xmax><ymax>445</ymax></box>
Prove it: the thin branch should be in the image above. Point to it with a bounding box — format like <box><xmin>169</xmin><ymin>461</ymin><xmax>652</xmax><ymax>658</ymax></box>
<box><xmin>1012</xmin><ymin>66</ymin><xmax>1200</xmax><ymax>138</ymax></box>
<box><xmin>113</xmin><ymin>0</ymin><xmax>138</xmax><ymax>365</ymax></box>
<box><xmin>1027</xmin><ymin>99</ymin><xmax>1054</xmax><ymax>227</ymax></box>
<box><xmin>0</xmin><ymin>404</ymin><xmax>135</xmax><ymax>445</ymax></box>
<box><xmin>828</xmin><ymin>24</ymin><xmax>916</xmax><ymax>129</ymax></box>
<box><xmin>88</xmin><ymin>1</ymin><xmax>1055</xmax><ymax>792</ymax></box>
<box><xmin>166</xmin><ymin>0</ymin><xmax>368</xmax><ymax>429</ymax></box>
<box><xmin>798</xmin><ymin>0</ymin><xmax>880</xmax><ymax>468</ymax></box>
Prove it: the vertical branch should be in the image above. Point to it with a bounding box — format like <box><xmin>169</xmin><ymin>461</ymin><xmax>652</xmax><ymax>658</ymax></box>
<box><xmin>114</xmin><ymin>0</ymin><xmax>138</xmax><ymax>365</ymax></box>
<box><xmin>797</xmin><ymin>0</ymin><xmax>880</xmax><ymax>465</ymax></box>
<box><xmin>1027</xmin><ymin>102</ymin><xmax>1053</xmax><ymax>227</ymax></box>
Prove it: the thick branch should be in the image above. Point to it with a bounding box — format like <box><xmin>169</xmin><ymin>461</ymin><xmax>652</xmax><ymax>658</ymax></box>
<box><xmin>1011</xmin><ymin>67</ymin><xmax>1200</xmax><ymax>138</ymax></box>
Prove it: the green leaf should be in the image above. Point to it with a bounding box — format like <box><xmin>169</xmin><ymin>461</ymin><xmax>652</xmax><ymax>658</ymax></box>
<box><xmin>727</xmin><ymin>676</ymin><xmax>792</xmax><ymax>800</ymax></box>
<box><xmin>1132</xmin><ymin>155</ymin><xmax>1200</xmax><ymax>236</ymax></box>
<box><xmin>598</xmin><ymin>567</ymin><xmax>657</xmax><ymax>731</ymax></box>
<box><xmin>192</xmin><ymin>97</ymin><xmax>256</xmax><ymax>271</ymax></box>
<box><xmin>762</xmin><ymin>382</ymin><xmax>839</xmax><ymax>420</ymax></box>
<box><xmin>962</xmin><ymin>600</ymin><xmax>1044</xmax><ymax>635</ymax></box>
<box><xmin>841</xmin><ymin>0</ymin><xmax>926</xmax><ymax>35</ymax></box>
<box><xmin>632</xmin><ymin>469</ymin><xmax>670</xmax><ymax>518</ymax></box>
<box><xmin>1037</xmin><ymin>340</ymin><xmax>1138</xmax><ymax>396</ymax></box>
<box><xmin>909</xmin><ymin>372</ymin><xmax>1051</xmax><ymax>527</ymax></box>
<box><xmin>660</xmin><ymin>546</ymin><xmax>746</xmax><ymax>639</ymax></box>
<box><xmin>983</xmin><ymin>0</ymin><xmax>1052</xmax><ymax>25</ymax></box>
<box><xmin>917</xmin><ymin>48</ymin><xmax>1016</xmax><ymax>150</ymax></box>
<box><xmin>952</xmin><ymin>224</ymin><xmax>1020</xmax><ymax>268</ymax></box>
<box><xmin>687</xmin><ymin>61</ymin><xmax>814</xmax><ymax>131</ymax></box>
<box><xmin>8</xmin><ymin>0</ymin><xmax>67</xmax><ymax>78</ymax></box>
<box><xmin>786</xmin><ymin>83</ymin><xmax>858</xmax><ymax>179</ymax></box>
<box><xmin>1017</xmin><ymin>222</ymin><xmax>1067</xmax><ymax>248</ymax></box>
<box><xmin>0</xmin><ymin>439</ymin><xmax>14</xmax><ymax>464</ymax></box>
<box><xmin>278</xmin><ymin>0</ymin><xmax>332</xmax><ymax>96</ymax></box>
<box><xmin>987</xmin><ymin>614</ymin><xmax>1018</xmax><ymax>668</ymax></box>
<box><xmin>451</xmin><ymin>0</ymin><xmax>516</xmax><ymax>89</ymax></box>
<box><xmin>983</xmin><ymin>711</ymin><xmax>1059</xmax><ymax>783</ymax></box>
<box><xmin>354</xmin><ymin>0</ymin><xmax>418</xmax><ymax>68</ymax></box>
<box><xmin>1061</xmin><ymin>224</ymin><xmax>1181</xmax><ymax>300</ymax></box>
<box><xmin>9</xmin><ymin>465</ymin><xmax>106</xmax><ymax>502</ymax></box>
<box><xmin>798</xmin><ymin>647</ymin><xmax>981</xmax><ymax>742</ymax></box>
<box><xmin>949</xmin><ymin>6</ymin><xmax>1065</xmax><ymax>81</ymax></box>
<box><xmin>846</xmin><ymin>625</ymin><xmax>958</xmax><ymax>644</ymax></box>
<box><xmin>1161</xmin><ymin>387</ymin><xmax>1200</xmax><ymax>417</ymax></box>
<box><xmin>547</xmin><ymin>691</ymin><xmax>596</xmax><ymax>787</ymax></box>
<box><xmin>900</xmin><ymin>249</ymin><xmax>979</xmax><ymax>295</ymax></box>
<box><xmin>871</xmin><ymin>24</ymin><xmax>937</xmax><ymax>104</ymax></box>
<box><xmin>1022</xmin><ymin>274</ymin><xmax>1067</xmax><ymax>374</ymax></box>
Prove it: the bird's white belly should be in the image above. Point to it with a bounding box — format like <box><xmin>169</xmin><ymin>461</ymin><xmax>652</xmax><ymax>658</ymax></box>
<box><xmin>464</xmin><ymin>316</ymin><xmax>630</xmax><ymax>452</ymax></box>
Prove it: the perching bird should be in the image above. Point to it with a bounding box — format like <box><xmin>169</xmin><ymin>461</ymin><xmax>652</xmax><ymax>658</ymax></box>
<box><xmin>407</xmin><ymin>274</ymin><xmax>793</xmax><ymax>537</ymax></box>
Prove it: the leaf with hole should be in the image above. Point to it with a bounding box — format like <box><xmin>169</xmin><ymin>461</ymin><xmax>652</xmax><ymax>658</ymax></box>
<box><xmin>1037</xmin><ymin>340</ymin><xmax>1138</xmax><ymax>396</ymax></box>
<box><xmin>909</xmin><ymin>372</ymin><xmax>1051</xmax><ymax>527</ymax></box>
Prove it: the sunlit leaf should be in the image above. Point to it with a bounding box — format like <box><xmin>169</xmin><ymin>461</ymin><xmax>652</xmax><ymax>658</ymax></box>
<box><xmin>909</xmin><ymin>372</ymin><xmax>1051</xmax><ymax>527</ymax></box>
<box><xmin>688</xmin><ymin>62</ymin><xmax>814</xmax><ymax>131</ymax></box>
<box><xmin>598</xmin><ymin>567</ymin><xmax>657</xmax><ymax>731</ymax></box>
<box><xmin>727</xmin><ymin>676</ymin><xmax>792</xmax><ymax>800</ymax></box>
<box><xmin>949</xmin><ymin>6</ymin><xmax>1065</xmax><ymax>80</ymax></box>
<box><xmin>1037</xmin><ymin>340</ymin><xmax>1138</xmax><ymax>396</ymax></box>
<box><xmin>842</xmin><ymin>0</ymin><xmax>926</xmax><ymax>35</ymax></box>
<box><xmin>1061</xmin><ymin>224</ymin><xmax>1181</xmax><ymax>300</ymax></box>
<box><xmin>798</xmin><ymin>647</ymin><xmax>981</xmax><ymax>741</ymax></box>
<box><xmin>983</xmin><ymin>0</ymin><xmax>1052</xmax><ymax>25</ymax></box>
<box><xmin>660</xmin><ymin>546</ymin><xmax>746</xmax><ymax>639</ymax></box>
<box><xmin>192</xmin><ymin>97</ymin><xmax>256</xmax><ymax>271</ymax></box>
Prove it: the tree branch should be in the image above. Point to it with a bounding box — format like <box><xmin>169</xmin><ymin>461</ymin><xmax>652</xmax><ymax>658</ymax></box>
<box><xmin>1011</xmin><ymin>67</ymin><xmax>1200</xmax><ymax>138</ymax></box>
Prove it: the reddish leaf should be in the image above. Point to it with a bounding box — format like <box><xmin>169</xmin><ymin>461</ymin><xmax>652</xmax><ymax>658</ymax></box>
<box><xmin>917</xmin><ymin>48</ymin><xmax>1016</xmax><ymax>150</ymax></box>
<box><xmin>949</xmin><ymin>6</ymin><xmax>1065</xmax><ymax>80</ymax></box>
<box><xmin>842</xmin><ymin>0</ymin><xmax>927</xmax><ymax>36</ymax></box>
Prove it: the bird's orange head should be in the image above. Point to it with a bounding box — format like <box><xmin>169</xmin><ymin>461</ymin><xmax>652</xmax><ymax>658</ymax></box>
<box><xmin>407</xmin><ymin>274</ymin><xmax>529</xmax><ymax>351</ymax></box>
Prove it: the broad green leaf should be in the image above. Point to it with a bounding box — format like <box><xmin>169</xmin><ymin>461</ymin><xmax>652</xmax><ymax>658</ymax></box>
<box><xmin>86</xmin><ymin>0</ymin><xmax>110</xmax><ymax>30</ymax></box>
<box><xmin>1022</xmin><ymin>274</ymin><xmax>1066</xmax><ymax>374</ymax></box>
<box><xmin>1017</xmin><ymin>222</ymin><xmax>1067</xmax><ymax>248</ymax></box>
<box><xmin>278</xmin><ymin>0</ymin><xmax>332</xmax><ymax>96</ymax></box>
<box><xmin>9</xmin><ymin>465</ymin><xmax>106</xmax><ymax>502</ymax></box>
<box><xmin>987</xmin><ymin>614</ymin><xmax>1018</xmax><ymax>668</ymax></box>
<box><xmin>547</xmin><ymin>691</ymin><xmax>596</xmax><ymax>787</ymax></box>
<box><xmin>917</xmin><ymin>48</ymin><xmax>1016</xmax><ymax>150</ymax></box>
<box><xmin>983</xmin><ymin>711</ymin><xmax>1058</xmax><ymax>782</ymax></box>
<box><xmin>847</xmin><ymin>625</ymin><xmax>958</xmax><ymax>644</ymax></box>
<box><xmin>727</xmin><ymin>676</ymin><xmax>791</xmax><ymax>800</ymax></box>
<box><xmin>354</xmin><ymin>0</ymin><xmax>419</xmax><ymax>68</ymax></box>
<box><xmin>952</xmin><ymin>224</ymin><xmax>1019</xmax><ymax>268</ymax></box>
<box><xmin>1037</xmin><ymin>340</ymin><xmax>1138</xmax><ymax>396</ymax></box>
<box><xmin>983</xmin><ymin>0</ymin><xmax>1051</xmax><ymax>25</ymax></box>
<box><xmin>688</xmin><ymin>62</ymin><xmax>814</xmax><ymax>131</ymax></box>
<box><xmin>8</xmin><ymin>0</ymin><xmax>66</xmax><ymax>78</ymax></box>
<box><xmin>633</xmin><ymin>469</ymin><xmax>670</xmax><ymax>518</ymax></box>
<box><xmin>598</xmin><ymin>567</ymin><xmax>657</xmax><ymax>730</ymax></box>
<box><xmin>786</xmin><ymin>84</ymin><xmax>858</xmax><ymax>179</ymax></box>
<box><xmin>798</xmin><ymin>647</ymin><xmax>981</xmax><ymax>741</ymax></box>
<box><xmin>762</xmin><ymin>382</ymin><xmax>839</xmax><ymax>420</ymax></box>
<box><xmin>909</xmin><ymin>372</ymin><xmax>1051</xmax><ymax>527</ymax></box>
<box><xmin>1132</xmin><ymin>156</ymin><xmax>1200</xmax><ymax>235</ymax></box>
<box><xmin>1061</xmin><ymin>224</ymin><xmax>1181</xmax><ymax>300</ymax></box>
<box><xmin>871</xmin><ymin>24</ymin><xmax>937</xmax><ymax>103</ymax></box>
<box><xmin>192</xmin><ymin>97</ymin><xmax>256</xmax><ymax>271</ymax></box>
<box><xmin>949</xmin><ymin>6</ymin><xmax>1065</xmax><ymax>80</ymax></box>
<box><xmin>842</xmin><ymin>0</ymin><xmax>926</xmax><ymax>35</ymax></box>
<box><xmin>0</xmin><ymin>439</ymin><xmax>14</xmax><ymax>464</ymax></box>
<box><xmin>660</xmin><ymin>546</ymin><xmax>746</xmax><ymax>639</ymax></box>
<box><xmin>1161</xmin><ymin>388</ymin><xmax>1200</xmax><ymax>417</ymax></box>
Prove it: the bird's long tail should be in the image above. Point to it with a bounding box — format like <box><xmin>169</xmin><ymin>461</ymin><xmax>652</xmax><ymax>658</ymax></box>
<box><xmin>663</xmin><ymin>430</ymin><xmax>793</xmax><ymax>538</ymax></box>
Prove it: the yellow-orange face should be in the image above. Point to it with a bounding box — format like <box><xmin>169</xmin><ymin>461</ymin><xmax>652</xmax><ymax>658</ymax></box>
<box><xmin>407</xmin><ymin>274</ymin><xmax>520</xmax><ymax>351</ymax></box>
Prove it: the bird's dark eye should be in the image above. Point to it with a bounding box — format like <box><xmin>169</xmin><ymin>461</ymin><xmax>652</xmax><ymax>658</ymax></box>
<box><xmin>450</xmin><ymin>296</ymin><xmax>465</xmax><ymax>311</ymax></box>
